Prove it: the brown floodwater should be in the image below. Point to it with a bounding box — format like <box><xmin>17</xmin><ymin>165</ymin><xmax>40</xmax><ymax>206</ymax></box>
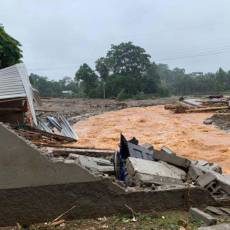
<box><xmin>73</xmin><ymin>105</ymin><xmax>230</xmax><ymax>173</ymax></box>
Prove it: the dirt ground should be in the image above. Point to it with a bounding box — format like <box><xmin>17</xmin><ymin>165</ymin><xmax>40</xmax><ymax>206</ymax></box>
<box><xmin>38</xmin><ymin>97</ymin><xmax>178</xmax><ymax>118</ymax></box>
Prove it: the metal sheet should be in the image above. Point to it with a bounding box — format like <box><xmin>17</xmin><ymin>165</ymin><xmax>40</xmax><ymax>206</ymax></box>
<box><xmin>37</xmin><ymin>114</ymin><xmax>78</xmax><ymax>141</ymax></box>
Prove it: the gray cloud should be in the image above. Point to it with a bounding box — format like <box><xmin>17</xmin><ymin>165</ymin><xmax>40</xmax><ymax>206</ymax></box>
<box><xmin>1</xmin><ymin>0</ymin><xmax>230</xmax><ymax>79</ymax></box>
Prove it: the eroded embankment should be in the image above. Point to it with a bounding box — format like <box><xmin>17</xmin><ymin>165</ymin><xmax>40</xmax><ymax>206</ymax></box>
<box><xmin>73</xmin><ymin>105</ymin><xmax>230</xmax><ymax>173</ymax></box>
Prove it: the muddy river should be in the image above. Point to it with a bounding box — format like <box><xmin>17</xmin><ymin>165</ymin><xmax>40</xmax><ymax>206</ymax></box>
<box><xmin>73</xmin><ymin>105</ymin><xmax>230</xmax><ymax>173</ymax></box>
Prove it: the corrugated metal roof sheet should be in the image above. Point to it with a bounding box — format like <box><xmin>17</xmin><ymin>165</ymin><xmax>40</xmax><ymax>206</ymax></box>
<box><xmin>0</xmin><ymin>63</ymin><xmax>37</xmax><ymax>125</ymax></box>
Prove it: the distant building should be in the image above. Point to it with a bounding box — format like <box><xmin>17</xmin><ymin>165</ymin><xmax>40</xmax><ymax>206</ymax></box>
<box><xmin>62</xmin><ymin>90</ymin><xmax>73</xmax><ymax>95</ymax></box>
<box><xmin>190</xmin><ymin>72</ymin><xmax>203</xmax><ymax>77</ymax></box>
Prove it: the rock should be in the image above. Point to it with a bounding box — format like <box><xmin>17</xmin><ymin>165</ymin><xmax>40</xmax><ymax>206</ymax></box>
<box><xmin>203</xmin><ymin>118</ymin><xmax>213</xmax><ymax>125</ymax></box>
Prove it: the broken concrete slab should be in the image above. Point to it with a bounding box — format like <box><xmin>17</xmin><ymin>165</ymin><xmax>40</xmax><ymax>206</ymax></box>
<box><xmin>219</xmin><ymin>207</ymin><xmax>230</xmax><ymax>215</ymax></box>
<box><xmin>127</xmin><ymin>142</ymin><xmax>154</xmax><ymax>160</ymax></box>
<box><xmin>126</xmin><ymin>157</ymin><xmax>186</xmax><ymax>185</ymax></box>
<box><xmin>197</xmin><ymin>172</ymin><xmax>230</xmax><ymax>195</ymax></box>
<box><xmin>215</xmin><ymin>174</ymin><xmax>230</xmax><ymax>194</ymax></box>
<box><xmin>0</xmin><ymin>123</ymin><xmax>99</xmax><ymax>189</ymax></box>
<box><xmin>189</xmin><ymin>207</ymin><xmax>217</xmax><ymax>226</ymax></box>
<box><xmin>66</xmin><ymin>154</ymin><xmax>114</xmax><ymax>174</ymax></box>
<box><xmin>206</xmin><ymin>182</ymin><xmax>223</xmax><ymax>196</ymax></box>
<box><xmin>140</xmin><ymin>143</ymin><xmax>154</xmax><ymax>151</ymax></box>
<box><xmin>197</xmin><ymin>173</ymin><xmax>217</xmax><ymax>188</ymax></box>
<box><xmin>193</xmin><ymin>160</ymin><xmax>222</xmax><ymax>174</ymax></box>
<box><xmin>116</xmin><ymin>134</ymin><xmax>154</xmax><ymax>180</ymax></box>
<box><xmin>0</xmin><ymin>126</ymin><xmax>220</xmax><ymax>226</ymax></box>
<box><xmin>188</xmin><ymin>164</ymin><xmax>204</xmax><ymax>181</ymax></box>
<box><xmin>154</xmin><ymin>146</ymin><xmax>191</xmax><ymax>170</ymax></box>
<box><xmin>205</xmin><ymin>206</ymin><xmax>225</xmax><ymax>216</ymax></box>
<box><xmin>0</xmin><ymin>182</ymin><xmax>216</xmax><ymax>227</ymax></box>
<box><xmin>68</xmin><ymin>153</ymin><xmax>112</xmax><ymax>166</ymax></box>
<box><xmin>198</xmin><ymin>223</ymin><xmax>230</xmax><ymax>230</ymax></box>
<box><xmin>134</xmin><ymin>172</ymin><xmax>185</xmax><ymax>186</ymax></box>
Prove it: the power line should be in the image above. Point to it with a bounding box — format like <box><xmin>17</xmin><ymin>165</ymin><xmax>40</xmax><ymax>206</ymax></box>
<box><xmin>27</xmin><ymin>45</ymin><xmax>230</xmax><ymax>72</ymax></box>
<box><xmin>158</xmin><ymin>47</ymin><xmax>230</xmax><ymax>62</ymax></box>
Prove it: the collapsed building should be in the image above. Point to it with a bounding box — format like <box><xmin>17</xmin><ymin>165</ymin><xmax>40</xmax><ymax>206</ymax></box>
<box><xmin>0</xmin><ymin>64</ymin><xmax>229</xmax><ymax>227</ymax></box>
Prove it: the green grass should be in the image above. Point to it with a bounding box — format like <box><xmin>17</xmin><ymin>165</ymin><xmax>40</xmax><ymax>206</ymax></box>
<box><xmin>25</xmin><ymin>210</ymin><xmax>204</xmax><ymax>230</ymax></box>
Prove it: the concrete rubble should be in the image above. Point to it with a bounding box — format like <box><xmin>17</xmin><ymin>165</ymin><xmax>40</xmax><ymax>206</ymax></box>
<box><xmin>198</xmin><ymin>224</ymin><xmax>230</xmax><ymax>230</ymax></box>
<box><xmin>0</xmin><ymin>64</ymin><xmax>78</xmax><ymax>144</ymax></box>
<box><xmin>165</xmin><ymin>96</ymin><xmax>230</xmax><ymax>114</ymax></box>
<box><xmin>114</xmin><ymin>134</ymin><xmax>230</xmax><ymax>199</ymax></box>
<box><xmin>189</xmin><ymin>207</ymin><xmax>217</xmax><ymax>226</ymax></box>
<box><xmin>189</xmin><ymin>205</ymin><xmax>230</xmax><ymax>229</ymax></box>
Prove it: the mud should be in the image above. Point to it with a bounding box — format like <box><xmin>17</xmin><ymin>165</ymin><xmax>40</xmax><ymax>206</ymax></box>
<box><xmin>38</xmin><ymin>97</ymin><xmax>178</xmax><ymax>118</ymax></box>
<box><xmin>73</xmin><ymin>106</ymin><xmax>230</xmax><ymax>173</ymax></box>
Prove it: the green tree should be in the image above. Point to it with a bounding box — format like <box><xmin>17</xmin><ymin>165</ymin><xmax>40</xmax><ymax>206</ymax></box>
<box><xmin>95</xmin><ymin>57</ymin><xmax>109</xmax><ymax>81</ymax></box>
<box><xmin>95</xmin><ymin>42</ymin><xmax>155</xmax><ymax>98</ymax></box>
<box><xmin>0</xmin><ymin>25</ymin><xmax>22</xmax><ymax>68</ymax></box>
<box><xmin>141</xmin><ymin>62</ymin><xmax>160</xmax><ymax>94</ymax></box>
<box><xmin>106</xmin><ymin>42</ymin><xmax>151</xmax><ymax>76</ymax></box>
<box><xmin>75</xmin><ymin>63</ymin><xmax>99</xmax><ymax>97</ymax></box>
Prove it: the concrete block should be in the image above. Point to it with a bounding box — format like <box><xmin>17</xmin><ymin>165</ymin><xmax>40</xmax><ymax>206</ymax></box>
<box><xmin>216</xmin><ymin>174</ymin><xmax>230</xmax><ymax>195</ymax></box>
<box><xmin>127</xmin><ymin>142</ymin><xmax>154</xmax><ymax>160</ymax></box>
<box><xmin>135</xmin><ymin>172</ymin><xmax>184</xmax><ymax>186</ymax></box>
<box><xmin>197</xmin><ymin>173</ymin><xmax>216</xmax><ymax>187</ymax></box>
<box><xmin>141</xmin><ymin>143</ymin><xmax>154</xmax><ymax>151</ymax></box>
<box><xmin>219</xmin><ymin>207</ymin><xmax>230</xmax><ymax>216</ymax></box>
<box><xmin>193</xmin><ymin>160</ymin><xmax>222</xmax><ymax>174</ymax></box>
<box><xmin>68</xmin><ymin>153</ymin><xmax>112</xmax><ymax>166</ymax></box>
<box><xmin>154</xmin><ymin>147</ymin><xmax>191</xmax><ymax>170</ymax></box>
<box><xmin>189</xmin><ymin>207</ymin><xmax>217</xmax><ymax>226</ymax></box>
<box><xmin>205</xmin><ymin>182</ymin><xmax>222</xmax><ymax>195</ymax></box>
<box><xmin>161</xmin><ymin>146</ymin><xmax>176</xmax><ymax>155</ymax></box>
<box><xmin>205</xmin><ymin>206</ymin><xmax>225</xmax><ymax>216</ymax></box>
<box><xmin>75</xmin><ymin>155</ymin><xmax>114</xmax><ymax>174</ymax></box>
<box><xmin>188</xmin><ymin>165</ymin><xmax>204</xmax><ymax>181</ymax></box>
<box><xmin>198</xmin><ymin>223</ymin><xmax>230</xmax><ymax>230</ymax></box>
<box><xmin>126</xmin><ymin>157</ymin><xmax>186</xmax><ymax>185</ymax></box>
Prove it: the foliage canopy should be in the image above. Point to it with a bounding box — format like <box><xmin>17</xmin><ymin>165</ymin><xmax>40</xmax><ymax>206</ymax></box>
<box><xmin>0</xmin><ymin>25</ymin><xmax>22</xmax><ymax>68</ymax></box>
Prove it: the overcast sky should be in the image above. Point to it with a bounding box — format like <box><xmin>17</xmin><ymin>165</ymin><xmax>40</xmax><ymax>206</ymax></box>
<box><xmin>1</xmin><ymin>0</ymin><xmax>230</xmax><ymax>79</ymax></box>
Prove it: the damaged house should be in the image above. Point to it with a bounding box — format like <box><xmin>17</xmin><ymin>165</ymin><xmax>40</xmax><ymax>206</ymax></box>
<box><xmin>0</xmin><ymin>63</ymin><xmax>38</xmax><ymax>125</ymax></box>
<box><xmin>0</xmin><ymin>64</ymin><xmax>229</xmax><ymax>228</ymax></box>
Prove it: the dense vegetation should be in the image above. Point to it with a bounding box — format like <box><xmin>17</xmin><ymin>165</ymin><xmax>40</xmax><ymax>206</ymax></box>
<box><xmin>0</xmin><ymin>25</ymin><xmax>22</xmax><ymax>68</ymax></box>
<box><xmin>30</xmin><ymin>42</ymin><xmax>230</xmax><ymax>99</ymax></box>
<box><xmin>0</xmin><ymin>25</ymin><xmax>229</xmax><ymax>99</ymax></box>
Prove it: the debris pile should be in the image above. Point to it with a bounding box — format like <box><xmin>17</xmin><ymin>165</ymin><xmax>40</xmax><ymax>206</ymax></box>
<box><xmin>0</xmin><ymin>63</ymin><xmax>38</xmax><ymax>125</ymax></box>
<box><xmin>189</xmin><ymin>206</ymin><xmax>230</xmax><ymax>229</ymax></box>
<box><xmin>165</xmin><ymin>96</ymin><xmax>230</xmax><ymax>132</ymax></box>
<box><xmin>0</xmin><ymin>63</ymin><xmax>229</xmax><ymax>227</ymax></box>
<box><xmin>47</xmin><ymin>133</ymin><xmax>230</xmax><ymax>202</ymax></box>
<box><xmin>112</xmin><ymin>134</ymin><xmax>230</xmax><ymax>198</ymax></box>
<box><xmin>0</xmin><ymin>64</ymin><xmax>78</xmax><ymax>144</ymax></box>
<box><xmin>165</xmin><ymin>96</ymin><xmax>230</xmax><ymax>114</ymax></box>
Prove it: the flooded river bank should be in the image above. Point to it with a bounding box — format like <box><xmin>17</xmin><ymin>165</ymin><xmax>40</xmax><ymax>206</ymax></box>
<box><xmin>73</xmin><ymin>105</ymin><xmax>230</xmax><ymax>173</ymax></box>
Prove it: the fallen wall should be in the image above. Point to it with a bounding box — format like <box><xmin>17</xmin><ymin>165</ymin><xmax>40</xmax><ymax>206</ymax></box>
<box><xmin>0</xmin><ymin>181</ymin><xmax>216</xmax><ymax>226</ymax></box>
<box><xmin>0</xmin><ymin>123</ymin><xmax>218</xmax><ymax>226</ymax></box>
<box><xmin>0</xmin><ymin>123</ymin><xmax>98</xmax><ymax>189</ymax></box>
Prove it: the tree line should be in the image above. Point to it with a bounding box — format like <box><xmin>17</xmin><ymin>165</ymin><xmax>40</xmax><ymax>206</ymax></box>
<box><xmin>1</xmin><ymin>24</ymin><xmax>230</xmax><ymax>99</ymax></box>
